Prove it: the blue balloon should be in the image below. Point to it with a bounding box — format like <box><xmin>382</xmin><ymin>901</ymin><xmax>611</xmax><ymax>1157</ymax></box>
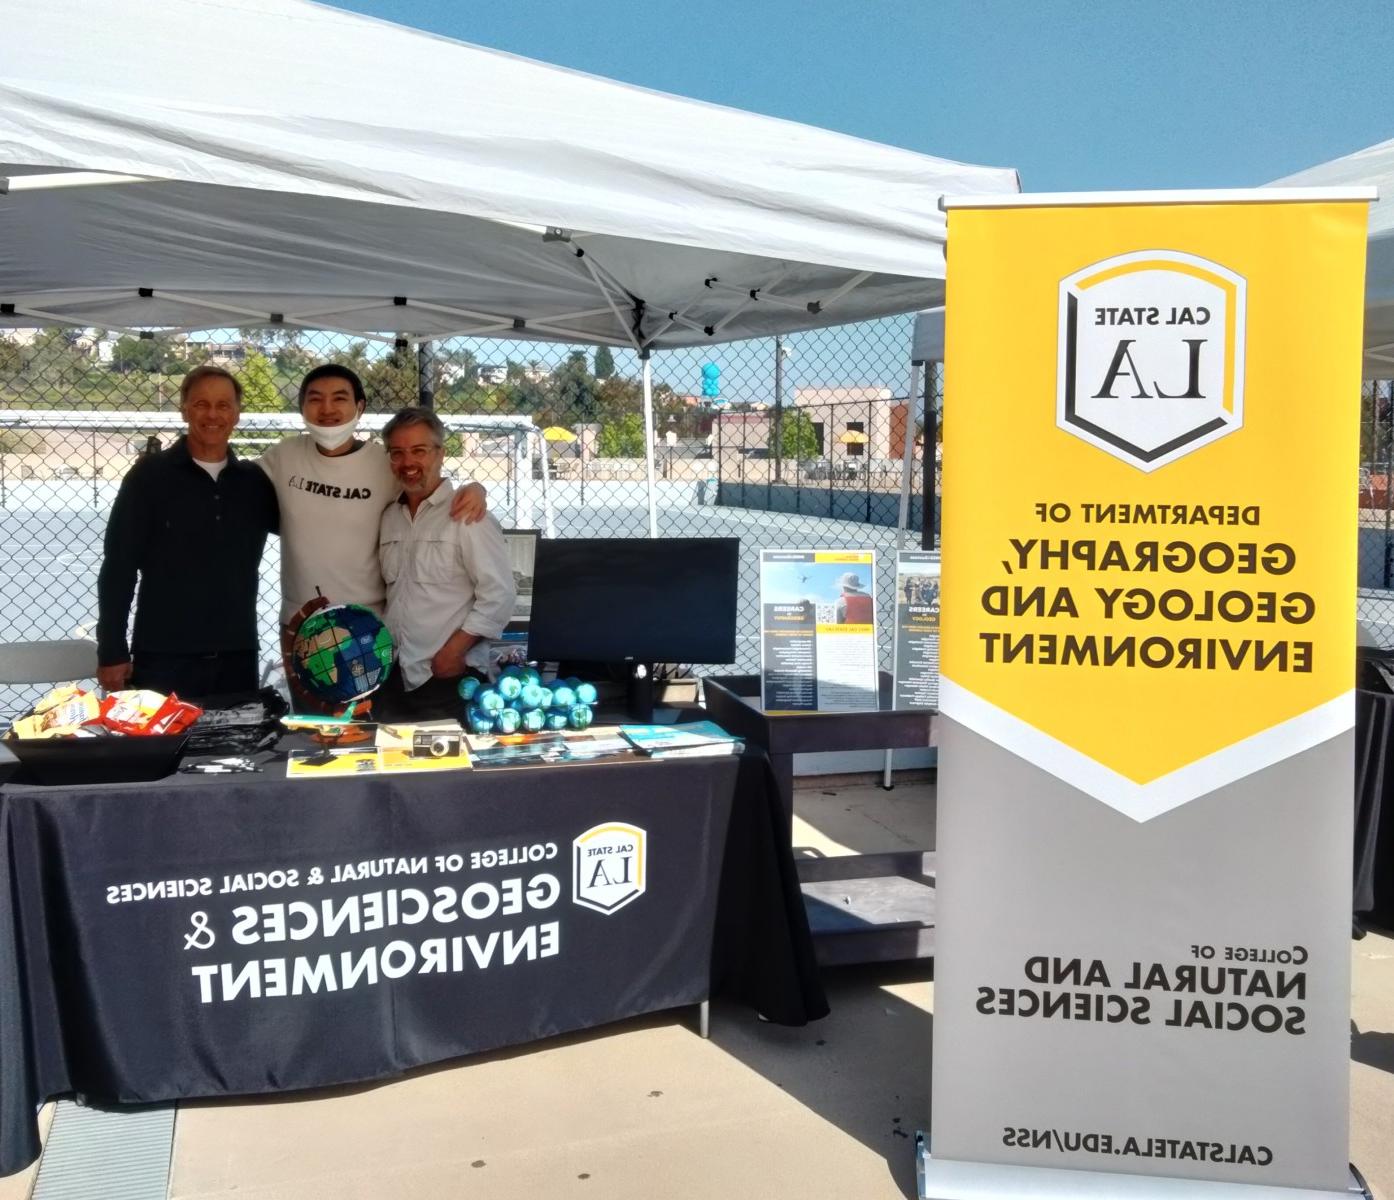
<box><xmin>567</xmin><ymin>703</ymin><xmax>593</xmax><ymax>731</ymax></box>
<box><xmin>550</xmin><ymin>685</ymin><xmax>575</xmax><ymax>710</ymax></box>
<box><xmin>574</xmin><ymin>681</ymin><xmax>598</xmax><ymax>706</ymax></box>
<box><xmin>521</xmin><ymin>708</ymin><xmax>546</xmax><ymax>733</ymax></box>
<box><xmin>457</xmin><ymin>676</ymin><xmax>481</xmax><ymax>702</ymax></box>
<box><xmin>495</xmin><ymin>708</ymin><xmax>522</xmax><ymax>734</ymax></box>
<box><xmin>477</xmin><ymin>688</ymin><xmax>504</xmax><ymax>714</ymax></box>
<box><xmin>497</xmin><ymin>674</ymin><xmax>523</xmax><ymax>701</ymax></box>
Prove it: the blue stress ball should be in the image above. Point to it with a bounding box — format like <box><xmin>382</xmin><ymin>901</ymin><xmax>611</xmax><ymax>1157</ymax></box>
<box><xmin>545</xmin><ymin>712</ymin><xmax>570</xmax><ymax>731</ymax></box>
<box><xmin>521</xmin><ymin>666</ymin><xmax>542</xmax><ymax>686</ymax></box>
<box><xmin>477</xmin><ymin>688</ymin><xmax>504</xmax><ymax>715</ymax></box>
<box><xmin>495</xmin><ymin>708</ymin><xmax>522</xmax><ymax>735</ymax></box>
<box><xmin>549</xmin><ymin>685</ymin><xmax>575</xmax><ymax>710</ymax></box>
<box><xmin>574</xmin><ymin>681</ymin><xmax>598</xmax><ymax>706</ymax></box>
<box><xmin>519</xmin><ymin>683</ymin><xmax>546</xmax><ymax>710</ymax></box>
<box><xmin>457</xmin><ymin>676</ymin><xmax>481</xmax><ymax>702</ymax></box>
<box><xmin>521</xmin><ymin>708</ymin><xmax>546</xmax><ymax>733</ymax></box>
<box><xmin>567</xmin><ymin>703</ymin><xmax>593</xmax><ymax>731</ymax></box>
<box><xmin>465</xmin><ymin>707</ymin><xmax>494</xmax><ymax>735</ymax></box>
<box><xmin>496</xmin><ymin>674</ymin><xmax>523</xmax><ymax>701</ymax></box>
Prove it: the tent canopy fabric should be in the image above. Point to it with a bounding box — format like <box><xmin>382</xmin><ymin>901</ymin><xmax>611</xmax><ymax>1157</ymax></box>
<box><xmin>0</xmin><ymin>0</ymin><xmax>1019</xmax><ymax>350</ymax></box>
<box><xmin>1269</xmin><ymin>139</ymin><xmax>1394</xmax><ymax>375</ymax></box>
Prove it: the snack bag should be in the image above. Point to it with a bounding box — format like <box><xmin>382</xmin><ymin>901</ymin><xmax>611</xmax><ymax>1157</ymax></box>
<box><xmin>30</xmin><ymin>685</ymin><xmax>87</xmax><ymax>716</ymax></box>
<box><xmin>96</xmin><ymin>690</ymin><xmax>169</xmax><ymax>736</ymax></box>
<box><xmin>95</xmin><ymin>690</ymin><xmax>203</xmax><ymax>736</ymax></box>
<box><xmin>10</xmin><ymin>690</ymin><xmax>101</xmax><ymax>738</ymax></box>
<box><xmin>143</xmin><ymin>695</ymin><xmax>203</xmax><ymax>736</ymax></box>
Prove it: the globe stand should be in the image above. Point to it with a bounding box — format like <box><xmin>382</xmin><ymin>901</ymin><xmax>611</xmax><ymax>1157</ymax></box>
<box><xmin>310</xmin><ymin>722</ymin><xmax>373</xmax><ymax>748</ymax></box>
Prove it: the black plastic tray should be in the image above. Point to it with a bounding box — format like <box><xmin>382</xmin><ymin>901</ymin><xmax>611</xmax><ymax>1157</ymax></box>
<box><xmin>4</xmin><ymin>734</ymin><xmax>189</xmax><ymax>786</ymax></box>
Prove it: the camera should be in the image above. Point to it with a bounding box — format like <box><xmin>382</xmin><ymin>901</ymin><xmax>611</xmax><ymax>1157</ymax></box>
<box><xmin>412</xmin><ymin>730</ymin><xmax>463</xmax><ymax>758</ymax></box>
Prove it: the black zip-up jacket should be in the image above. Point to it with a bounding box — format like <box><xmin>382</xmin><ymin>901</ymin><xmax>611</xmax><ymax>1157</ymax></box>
<box><xmin>97</xmin><ymin>436</ymin><xmax>279</xmax><ymax>666</ymax></box>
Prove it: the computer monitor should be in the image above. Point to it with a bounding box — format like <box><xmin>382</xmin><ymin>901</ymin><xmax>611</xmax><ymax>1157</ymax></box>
<box><xmin>527</xmin><ymin>537</ymin><xmax>740</xmax><ymax>720</ymax></box>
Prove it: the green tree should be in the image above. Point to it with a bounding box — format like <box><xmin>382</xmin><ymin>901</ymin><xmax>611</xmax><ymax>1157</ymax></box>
<box><xmin>0</xmin><ymin>338</ymin><xmax>23</xmax><ymax>376</ymax></box>
<box><xmin>111</xmin><ymin>335</ymin><xmax>169</xmax><ymax>374</ymax></box>
<box><xmin>593</xmin><ymin>345</ymin><xmax>615</xmax><ymax>380</ymax></box>
<box><xmin>364</xmin><ymin>347</ymin><xmax>419</xmax><ymax>410</ymax></box>
<box><xmin>778</xmin><ymin>410</ymin><xmax>820</xmax><ymax>460</ymax></box>
<box><xmin>555</xmin><ymin>349</ymin><xmax>598</xmax><ymax>422</ymax></box>
<box><xmin>239</xmin><ymin>351</ymin><xmax>285</xmax><ymax>411</ymax></box>
<box><xmin>499</xmin><ymin>376</ymin><xmax>550</xmax><ymax>416</ymax></box>
<box><xmin>598</xmin><ymin>412</ymin><xmax>646</xmax><ymax>458</ymax></box>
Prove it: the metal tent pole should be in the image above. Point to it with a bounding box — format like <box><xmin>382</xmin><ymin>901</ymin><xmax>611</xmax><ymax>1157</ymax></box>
<box><xmin>641</xmin><ymin>351</ymin><xmax>658</xmax><ymax>538</ymax></box>
<box><xmin>883</xmin><ymin>360</ymin><xmax>925</xmax><ymax>789</ymax></box>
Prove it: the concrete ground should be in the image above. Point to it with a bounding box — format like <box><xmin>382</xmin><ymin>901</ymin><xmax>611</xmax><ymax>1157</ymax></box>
<box><xmin>4</xmin><ymin>777</ymin><xmax>1392</xmax><ymax>1200</ymax></box>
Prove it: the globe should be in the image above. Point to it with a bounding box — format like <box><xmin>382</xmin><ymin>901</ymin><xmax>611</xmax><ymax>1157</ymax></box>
<box><xmin>291</xmin><ymin>604</ymin><xmax>395</xmax><ymax>704</ymax></box>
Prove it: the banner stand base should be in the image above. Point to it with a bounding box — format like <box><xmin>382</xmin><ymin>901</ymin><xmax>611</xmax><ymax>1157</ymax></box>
<box><xmin>915</xmin><ymin>1136</ymin><xmax>1371</xmax><ymax>1200</ymax></box>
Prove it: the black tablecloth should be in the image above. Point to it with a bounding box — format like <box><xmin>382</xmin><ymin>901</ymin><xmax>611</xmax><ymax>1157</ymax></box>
<box><xmin>1355</xmin><ymin>688</ymin><xmax>1394</xmax><ymax>928</ymax></box>
<box><xmin>0</xmin><ymin>751</ymin><xmax>826</xmax><ymax>1175</ymax></box>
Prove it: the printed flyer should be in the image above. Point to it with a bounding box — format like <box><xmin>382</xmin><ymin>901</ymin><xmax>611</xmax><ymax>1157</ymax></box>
<box><xmin>759</xmin><ymin>550</ymin><xmax>879</xmax><ymax>712</ymax></box>
<box><xmin>891</xmin><ymin>550</ymin><xmax>941</xmax><ymax>710</ymax></box>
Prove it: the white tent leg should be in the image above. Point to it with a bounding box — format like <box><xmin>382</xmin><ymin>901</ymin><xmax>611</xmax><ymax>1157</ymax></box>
<box><xmin>536</xmin><ymin>430</ymin><xmax>554</xmax><ymax>537</ymax></box>
<box><xmin>513</xmin><ymin>431</ymin><xmax>533</xmax><ymax>529</ymax></box>
<box><xmin>883</xmin><ymin>359</ymin><xmax>925</xmax><ymax>789</ymax></box>
<box><xmin>641</xmin><ymin>351</ymin><xmax>658</xmax><ymax>538</ymax></box>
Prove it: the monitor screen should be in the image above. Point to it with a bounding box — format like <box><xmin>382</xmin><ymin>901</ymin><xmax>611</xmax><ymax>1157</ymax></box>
<box><xmin>527</xmin><ymin>537</ymin><xmax>739</xmax><ymax>666</ymax></box>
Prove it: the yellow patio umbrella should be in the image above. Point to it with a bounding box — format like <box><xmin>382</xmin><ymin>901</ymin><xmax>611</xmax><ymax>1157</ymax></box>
<box><xmin>542</xmin><ymin>426</ymin><xmax>578</xmax><ymax>442</ymax></box>
<box><xmin>836</xmin><ymin>429</ymin><xmax>868</xmax><ymax>445</ymax></box>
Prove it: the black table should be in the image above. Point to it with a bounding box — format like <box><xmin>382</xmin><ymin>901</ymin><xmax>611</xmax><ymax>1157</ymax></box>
<box><xmin>0</xmin><ymin>749</ymin><xmax>826</xmax><ymax>1176</ymax></box>
<box><xmin>703</xmin><ymin>674</ymin><xmax>938</xmax><ymax>966</ymax></box>
<box><xmin>704</xmin><ymin>673</ymin><xmax>935</xmax><ymax>825</ymax></box>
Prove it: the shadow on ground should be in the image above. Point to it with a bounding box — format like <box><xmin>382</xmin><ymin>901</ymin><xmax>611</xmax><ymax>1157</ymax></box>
<box><xmin>1352</xmin><ymin>1021</ymin><xmax>1394</xmax><ymax>1076</ymax></box>
<box><xmin>709</xmin><ymin>959</ymin><xmax>935</xmax><ymax>1199</ymax></box>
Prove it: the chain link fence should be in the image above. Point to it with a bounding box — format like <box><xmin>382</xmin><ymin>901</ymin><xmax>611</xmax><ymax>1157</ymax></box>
<box><xmin>1</xmin><ymin>318</ymin><xmax>937</xmax><ymax>712</ymax></box>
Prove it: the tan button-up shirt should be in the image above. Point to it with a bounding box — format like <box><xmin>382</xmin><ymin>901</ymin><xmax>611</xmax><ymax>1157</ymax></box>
<box><xmin>379</xmin><ymin>481</ymin><xmax>516</xmax><ymax>690</ymax></box>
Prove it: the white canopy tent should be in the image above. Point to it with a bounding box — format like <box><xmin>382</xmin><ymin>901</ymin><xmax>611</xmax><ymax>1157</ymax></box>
<box><xmin>0</xmin><ymin>0</ymin><xmax>1018</xmax><ymax>533</ymax></box>
<box><xmin>1269</xmin><ymin>138</ymin><xmax>1394</xmax><ymax>376</ymax></box>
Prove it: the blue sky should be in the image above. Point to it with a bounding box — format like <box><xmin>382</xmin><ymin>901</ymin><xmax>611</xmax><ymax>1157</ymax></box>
<box><xmin>316</xmin><ymin>2</ymin><xmax>1394</xmax><ymax>401</ymax></box>
<box><xmin>331</xmin><ymin>0</ymin><xmax>1394</xmax><ymax>191</ymax></box>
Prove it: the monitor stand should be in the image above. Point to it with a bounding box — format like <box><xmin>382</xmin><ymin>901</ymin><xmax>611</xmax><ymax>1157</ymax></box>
<box><xmin>625</xmin><ymin>662</ymin><xmax>655</xmax><ymax>724</ymax></box>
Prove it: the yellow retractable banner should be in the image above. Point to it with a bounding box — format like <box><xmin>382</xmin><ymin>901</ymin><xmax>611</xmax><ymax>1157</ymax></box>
<box><xmin>942</xmin><ymin>195</ymin><xmax>1368</xmax><ymax>815</ymax></box>
<box><xmin>926</xmin><ymin>189</ymin><xmax>1373</xmax><ymax>1200</ymax></box>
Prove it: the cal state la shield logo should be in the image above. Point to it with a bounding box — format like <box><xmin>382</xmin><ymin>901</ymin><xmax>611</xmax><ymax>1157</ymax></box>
<box><xmin>1058</xmin><ymin>250</ymin><xmax>1246</xmax><ymax>472</ymax></box>
<box><xmin>572</xmin><ymin>823</ymin><xmax>646</xmax><ymax>915</ymax></box>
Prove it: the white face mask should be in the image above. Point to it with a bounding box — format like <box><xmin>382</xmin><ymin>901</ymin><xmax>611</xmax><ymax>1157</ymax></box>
<box><xmin>305</xmin><ymin>413</ymin><xmax>360</xmax><ymax>450</ymax></box>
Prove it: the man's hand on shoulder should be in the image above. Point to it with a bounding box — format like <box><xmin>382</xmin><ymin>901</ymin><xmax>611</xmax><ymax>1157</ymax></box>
<box><xmin>449</xmin><ymin>481</ymin><xmax>488</xmax><ymax>525</ymax></box>
<box><xmin>97</xmin><ymin>662</ymin><xmax>133</xmax><ymax>694</ymax></box>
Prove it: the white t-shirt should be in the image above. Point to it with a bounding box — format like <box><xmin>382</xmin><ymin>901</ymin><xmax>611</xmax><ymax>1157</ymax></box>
<box><xmin>258</xmin><ymin>436</ymin><xmax>398</xmax><ymax>622</ymax></box>
<box><xmin>194</xmin><ymin>457</ymin><xmax>227</xmax><ymax>481</ymax></box>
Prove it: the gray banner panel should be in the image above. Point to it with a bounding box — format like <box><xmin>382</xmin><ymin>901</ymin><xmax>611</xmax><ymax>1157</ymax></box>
<box><xmin>931</xmin><ymin>717</ymin><xmax>1353</xmax><ymax>1192</ymax></box>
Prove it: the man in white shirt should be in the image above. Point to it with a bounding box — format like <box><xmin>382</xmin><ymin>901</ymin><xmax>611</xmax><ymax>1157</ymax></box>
<box><xmin>260</xmin><ymin>365</ymin><xmax>487</xmax><ymax>624</ymax></box>
<box><xmin>376</xmin><ymin>406</ymin><xmax>516</xmax><ymax>720</ymax></box>
<box><xmin>258</xmin><ymin>365</ymin><xmax>487</xmax><ymax>706</ymax></box>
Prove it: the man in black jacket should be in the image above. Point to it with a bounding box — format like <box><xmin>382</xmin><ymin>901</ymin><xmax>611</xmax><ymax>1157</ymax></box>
<box><xmin>97</xmin><ymin>365</ymin><xmax>278</xmax><ymax>699</ymax></box>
